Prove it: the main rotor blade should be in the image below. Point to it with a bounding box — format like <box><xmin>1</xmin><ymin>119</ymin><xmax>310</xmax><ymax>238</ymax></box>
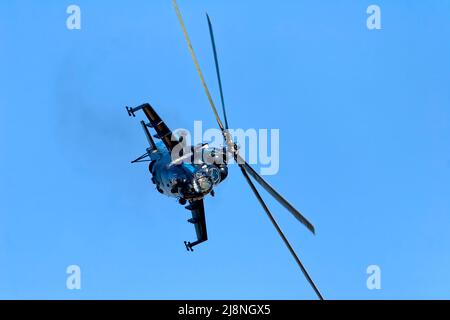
<box><xmin>172</xmin><ymin>0</ymin><xmax>225</xmax><ymax>132</ymax></box>
<box><xmin>237</xmin><ymin>154</ymin><xmax>316</xmax><ymax>234</ymax></box>
<box><xmin>239</xmin><ymin>165</ymin><xmax>324</xmax><ymax>300</ymax></box>
<box><xmin>206</xmin><ymin>13</ymin><xmax>229</xmax><ymax>130</ymax></box>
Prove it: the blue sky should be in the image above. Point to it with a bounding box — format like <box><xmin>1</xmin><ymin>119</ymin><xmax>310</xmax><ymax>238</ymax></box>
<box><xmin>0</xmin><ymin>0</ymin><xmax>449</xmax><ymax>299</ymax></box>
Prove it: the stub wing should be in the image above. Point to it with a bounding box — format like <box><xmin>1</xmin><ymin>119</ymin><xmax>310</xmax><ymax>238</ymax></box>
<box><xmin>184</xmin><ymin>199</ymin><xmax>208</xmax><ymax>251</ymax></box>
<box><xmin>126</xmin><ymin>103</ymin><xmax>179</xmax><ymax>152</ymax></box>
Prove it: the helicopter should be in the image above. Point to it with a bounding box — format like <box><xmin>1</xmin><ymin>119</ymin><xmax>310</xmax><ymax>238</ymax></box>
<box><xmin>125</xmin><ymin>0</ymin><xmax>323</xmax><ymax>300</ymax></box>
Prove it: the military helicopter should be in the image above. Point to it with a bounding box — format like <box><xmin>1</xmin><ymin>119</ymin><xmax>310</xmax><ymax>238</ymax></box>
<box><xmin>126</xmin><ymin>0</ymin><xmax>323</xmax><ymax>300</ymax></box>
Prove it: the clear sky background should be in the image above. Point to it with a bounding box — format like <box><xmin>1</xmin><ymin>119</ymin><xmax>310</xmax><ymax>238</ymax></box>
<box><xmin>0</xmin><ymin>0</ymin><xmax>449</xmax><ymax>299</ymax></box>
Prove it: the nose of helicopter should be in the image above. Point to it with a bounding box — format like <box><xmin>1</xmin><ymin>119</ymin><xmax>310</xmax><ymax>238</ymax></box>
<box><xmin>193</xmin><ymin>174</ymin><xmax>213</xmax><ymax>195</ymax></box>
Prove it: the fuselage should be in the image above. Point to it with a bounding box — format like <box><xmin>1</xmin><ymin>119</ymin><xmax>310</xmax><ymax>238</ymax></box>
<box><xmin>149</xmin><ymin>141</ymin><xmax>228</xmax><ymax>201</ymax></box>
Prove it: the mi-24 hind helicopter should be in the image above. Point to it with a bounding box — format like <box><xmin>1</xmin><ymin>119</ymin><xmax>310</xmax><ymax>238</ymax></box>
<box><xmin>125</xmin><ymin>0</ymin><xmax>323</xmax><ymax>300</ymax></box>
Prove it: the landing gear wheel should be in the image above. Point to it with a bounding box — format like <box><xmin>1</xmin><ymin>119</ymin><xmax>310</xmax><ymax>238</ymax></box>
<box><xmin>179</xmin><ymin>198</ymin><xmax>187</xmax><ymax>205</ymax></box>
